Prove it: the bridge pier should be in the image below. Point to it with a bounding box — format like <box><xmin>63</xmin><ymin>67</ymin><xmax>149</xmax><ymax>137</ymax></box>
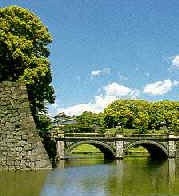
<box><xmin>115</xmin><ymin>134</ymin><xmax>124</xmax><ymax>159</ymax></box>
<box><xmin>168</xmin><ymin>134</ymin><xmax>176</xmax><ymax>159</ymax></box>
<box><xmin>56</xmin><ymin>141</ymin><xmax>65</xmax><ymax>160</ymax></box>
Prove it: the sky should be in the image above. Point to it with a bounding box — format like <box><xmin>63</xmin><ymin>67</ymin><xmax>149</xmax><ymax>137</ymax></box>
<box><xmin>1</xmin><ymin>0</ymin><xmax>179</xmax><ymax>116</ymax></box>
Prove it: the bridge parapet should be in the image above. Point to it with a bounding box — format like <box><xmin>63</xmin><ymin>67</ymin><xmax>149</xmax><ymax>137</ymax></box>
<box><xmin>54</xmin><ymin>133</ymin><xmax>178</xmax><ymax>161</ymax></box>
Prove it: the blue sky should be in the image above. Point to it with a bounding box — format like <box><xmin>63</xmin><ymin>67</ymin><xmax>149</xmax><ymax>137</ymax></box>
<box><xmin>1</xmin><ymin>0</ymin><xmax>179</xmax><ymax>115</ymax></box>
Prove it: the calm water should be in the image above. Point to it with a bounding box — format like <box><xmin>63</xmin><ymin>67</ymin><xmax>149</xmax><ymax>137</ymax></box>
<box><xmin>0</xmin><ymin>157</ymin><xmax>179</xmax><ymax>196</ymax></box>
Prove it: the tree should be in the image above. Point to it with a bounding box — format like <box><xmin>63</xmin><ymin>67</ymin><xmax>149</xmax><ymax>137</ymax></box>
<box><xmin>36</xmin><ymin>113</ymin><xmax>52</xmax><ymax>132</ymax></box>
<box><xmin>76</xmin><ymin>111</ymin><xmax>104</xmax><ymax>129</ymax></box>
<box><xmin>0</xmin><ymin>6</ymin><xmax>55</xmax><ymax>121</ymax></box>
<box><xmin>103</xmin><ymin>99</ymin><xmax>179</xmax><ymax>133</ymax></box>
<box><xmin>148</xmin><ymin>100</ymin><xmax>179</xmax><ymax>131</ymax></box>
<box><xmin>132</xmin><ymin>112</ymin><xmax>149</xmax><ymax>133</ymax></box>
<box><xmin>103</xmin><ymin>100</ymin><xmax>149</xmax><ymax>129</ymax></box>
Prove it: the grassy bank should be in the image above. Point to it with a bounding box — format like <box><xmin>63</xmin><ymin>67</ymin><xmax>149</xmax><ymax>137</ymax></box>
<box><xmin>71</xmin><ymin>144</ymin><xmax>148</xmax><ymax>154</ymax></box>
<box><xmin>71</xmin><ymin>144</ymin><xmax>101</xmax><ymax>153</ymax></box>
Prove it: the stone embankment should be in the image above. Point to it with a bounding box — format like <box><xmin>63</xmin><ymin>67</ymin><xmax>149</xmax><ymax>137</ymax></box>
<box><xmin>0</xmin><ymin>81</ymin><xmax>51</xmax><ymax>170</ymax></box>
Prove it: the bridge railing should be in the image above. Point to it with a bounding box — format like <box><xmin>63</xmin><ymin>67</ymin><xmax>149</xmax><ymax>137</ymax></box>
<box><xmin>64</xmin><ymin>133</ymin><xmax>106</xmax><ymax>137</ymax></box>
<box><xmin>123</xmin><ymin>134</ymin><xmax>168</xmax><ymax>137</ymax></box>
<box><xmin>63</xmin><ymin>133</ymin><xmax>169</xmax><ymax>137</ymax></box>
<box><xmin>62</xmin><ymin>133</ymin><xmax>120</xmax><ymax>138</ymax></box>
<box><xmin>50</xmin><ymin>131</ymin><xmax>171</xmax><ymax>139</ymax></box>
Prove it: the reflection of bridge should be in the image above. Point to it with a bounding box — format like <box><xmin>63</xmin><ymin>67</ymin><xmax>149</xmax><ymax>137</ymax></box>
<box><xmin>54</xmin><ymin>133</ymin><xmax>179</xmax><ymax>160</ymax></box>
<box><xmin>56</xmin><ymin>158</ymin><xmax>179</xmax><ymax>188</ymax></box>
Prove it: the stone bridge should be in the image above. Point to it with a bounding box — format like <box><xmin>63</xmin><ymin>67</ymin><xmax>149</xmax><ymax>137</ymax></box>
<box><xmin>54</xmin><ymin>133</ymin><xmax>179</xmax><ymax>160</ymax></box>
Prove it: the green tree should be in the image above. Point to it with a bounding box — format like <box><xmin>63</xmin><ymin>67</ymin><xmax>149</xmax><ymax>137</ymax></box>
<box><xmin>148</xmin><ymin>100</ymin><xmax>179</xmax><ymax>131</ymax></box>
<box><xmin>76</xmin><ymin>111</ymin><xmax>104</xmax><ymax>131</ymax></box>
<box><xmin>0</xmin><ymin>6</ymin><xmax>55</xmax><ymax>121</ymax></box>
<box><xmin>132</xmin><ymin>111</ymin><xmax>149</xmax><ymax>133</ymax></box>
<box><xmin>164</xmin><ymin>110</ymin><xmax>179</xmax><ymax>132</ymax></box>
<box><xmin>36</xmin><ymin>113</ymin><xmax>52</xmax><ymax>132</ymax></box>
<box><xmin>103</xmin><ymin>100</ymin><xmax>149</xmax><ymax>129</ymax></box>
<box><xmin>103</xmin><ymin>99</ymin><xmax>179</xmax><ymax>133</ymax></box>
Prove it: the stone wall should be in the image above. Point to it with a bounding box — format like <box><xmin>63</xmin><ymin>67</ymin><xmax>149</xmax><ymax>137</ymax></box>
<box><xmin>0</xmin><ymin>81</ymin><xmax>52</xmax><ymax>170</ymax></box>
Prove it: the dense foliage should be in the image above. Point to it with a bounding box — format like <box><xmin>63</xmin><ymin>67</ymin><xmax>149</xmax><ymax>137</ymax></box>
<box><xmin>58</xmin><ymin>100</ymin><xmax>179</xmax><ymax>134</ymax></box>
<box><xmin>36</xmin><ymin>113</ymin><xmax>52</xmax><ymax>132</ymax></box>
<box><xmin>104</xmin><ymin>100</ymin><xmax>179</xmax><ymax>133</ymax></box>
<box><xmin>0</xmin><ymin>6</ymin><xmax>55</xmax><ymax>122</ymax></box>
<box><xmin>76</xmin><ymin>111</ymin><xmax>104</xmax><ymax>129</ymax></box>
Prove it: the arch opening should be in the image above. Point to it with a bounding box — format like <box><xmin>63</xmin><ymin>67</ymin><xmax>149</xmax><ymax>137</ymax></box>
<box><xmin>66</xmin><ymin>141</ymin><xmax>115</xmax><ymax>160</ymax></box>
<box><xmin>125</xmin><ymin>141</ymin><xmax>168</xmax><ymax>160</ymax></box>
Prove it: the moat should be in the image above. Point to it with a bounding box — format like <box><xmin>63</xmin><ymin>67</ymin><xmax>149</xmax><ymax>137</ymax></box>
<box><xmin>1</xmin><ymin>156</ymin><xmax>179</xmax><ymax>196</ymax></box>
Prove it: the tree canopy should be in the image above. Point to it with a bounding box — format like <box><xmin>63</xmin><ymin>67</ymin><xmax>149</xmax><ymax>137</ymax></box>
<box><xmin>76</xmin><ymin>111</ymin><xmax>104</xmax><ymax>128</ymax></box>
<box><xmin>0</xmin><ymin>6</ymin><xmax>55</xmax><ymax>118</ymax></box>
<box><xmin>104</xmin><ymin>100</ymin><xmax>179</xmax><ymax>133</ymax></box>
<box><xmin>53</xmin><ymin>100</ymin><xmax>178</xmax><ymax>134</ymax></box>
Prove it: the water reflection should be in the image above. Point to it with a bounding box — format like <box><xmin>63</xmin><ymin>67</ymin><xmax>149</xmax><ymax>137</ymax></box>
<box><xmin>168</xmin><ymin>159</ymin><xmax>176</xmax><ymax>194</ymax></box>
<box><xmin>40</xmin><ymin>158</ymin><xmax>179</xmax><ymax>196</ymax></box>
<box><xmin>0</xmin><ymin>158</ymin><xmax>179</xmax><ymax>196</ymax></box>
<box><xmin>168</xmin><ymin>159</ymin><xmax>176</xmax><ymax>184</ymax></box>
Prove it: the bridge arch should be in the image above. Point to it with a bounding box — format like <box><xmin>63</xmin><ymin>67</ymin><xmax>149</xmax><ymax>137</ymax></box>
<box><xmin>66</xmin><ymin>140</ymin><xmax>116</xmax><ymax>160</ymax></box>
<box><xmin>124</xmin><ymin>140</ymin><xmax>168</xmax><ymax>159</ymax></box>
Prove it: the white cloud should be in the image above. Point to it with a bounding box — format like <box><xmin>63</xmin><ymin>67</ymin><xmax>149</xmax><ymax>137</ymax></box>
<box><xmin>57</xmin><ymin>95</ymin><xmax>117</xmax><ymax>116</ymax></box>
<box><xmin>104</xmin><ymin>82</ymin><xmax>140</xmax><ymax>98</ymax></box>
<box><xmin>91</xmin><ymin>70</ymin><xmax>102</xmax><ymax>76</ymax></box>
<box><xmin>58</xmin><ymin>103</ymin><xmax>95</xmax><ymax>116</ymax></box>
<box><xmin>104</xmin><ymin>82</ymin><xmax>131</xmax><ymax>96</ymax></box>
<box><xmin>172</xmin><ymin>56</ymin><xmax>179</xmax><ymax>68</ymax></box>
<box><xmin>143</xmin><ymin>79</ymin><xmax>177</xmax><ymax>96</ymax></box>
<box><xmin>52</xmin><ymin>82</ymin><xmax>140</xmax><ymax>116</ymax></box>
<box><xmin>91</xmin><ymin>68</ymin><xmax>111</xmax><ymax>76</ymax></box>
